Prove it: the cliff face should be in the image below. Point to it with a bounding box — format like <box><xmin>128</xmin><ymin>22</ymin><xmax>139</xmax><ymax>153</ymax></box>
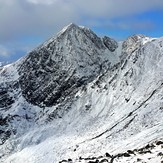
<box><xmin>0</xmin><ymin>24</ymin><xmax>163</xmax><ymax>163</ymax></box>
<box><xmin>17</xmin><ymin>23</ymin><xmax>119</xmax><ymax>107</ymax></box>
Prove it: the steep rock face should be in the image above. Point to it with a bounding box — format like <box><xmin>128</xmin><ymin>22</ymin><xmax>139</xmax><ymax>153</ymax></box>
<box><xmin>0</xmin><ymin>63</ymin><xmax>21</xmax><ymax>150</ymax></box>
<box><xmin>121</xmin><ymin>34</ymin><xmax>153</xmax><ymax>58</ymax></box>
<box><xmin>18</xmin><ymin>23</ymin><xmax>119</xmax><ymax>107</ymax></box>
<box><xmin>0</xmin><ymin>63</ymin><xmax>21</xmax><ymax>111</ymax></box>
<box><xmin>103</xmin><ymin>36</ymin><xmax>118</xmax><ymax>52</ymax></box>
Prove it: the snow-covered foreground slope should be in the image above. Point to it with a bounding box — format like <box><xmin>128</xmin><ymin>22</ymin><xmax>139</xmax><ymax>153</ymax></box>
<box><xmin>0</xmin><ymin>24</ymin><xmax>163</xmax><ymax>163</ymax></box>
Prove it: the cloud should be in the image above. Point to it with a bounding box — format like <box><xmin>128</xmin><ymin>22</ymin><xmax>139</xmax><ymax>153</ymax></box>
<box><xmin>0</xmin><ymin>42</ymin><xmax>35</xmax><ymax>61</ymax></box>
<box><xmin>1</xmin><ymin>0</ymin><xmax>163</xmax><ymax>43</ymax></box>
<box><xmin>26</xmin><ymin>0</ymin><xmax>57</xmax><ymax>5</ymax></box>
<box><xmin>67</xmin><ymin>0</ymin><xmax>163</xmax><ymax>19</ymax></box>
<box><xmin>90</xmin><ymin>19</ymin><xmax>155</xmax><ymax>31</ymax></box>
<box><xmin>0</xmin><ymin>0</ymin><xmax>78</xmax><ymax>43</ymax></box>
<box><xmin>0</xmin><ymin>45</ymin><xmax>10</xmax><ymax>57</ymax></box>
<box><xmin>0</xmin><ymin>0</ymin><xmax>163</xmax><ymax>61</ymax></box>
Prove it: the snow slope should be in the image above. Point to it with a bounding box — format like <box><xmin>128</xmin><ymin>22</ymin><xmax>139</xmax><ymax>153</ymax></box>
<box><xmin>0</xmin><ymin>24</ymin><xmax>163</xmax><ymax>163</ymax></box>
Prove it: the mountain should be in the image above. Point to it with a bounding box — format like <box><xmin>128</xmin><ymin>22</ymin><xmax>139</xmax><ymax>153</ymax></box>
<box><xmin>18</xmin><ymin>23</ymin><xmax>119</xmax><ymax>108</ymax></box>
<box><xmin>0</xmin><ymin>23</ymin><xmax>163</xmax><ymax>163</ymax></box>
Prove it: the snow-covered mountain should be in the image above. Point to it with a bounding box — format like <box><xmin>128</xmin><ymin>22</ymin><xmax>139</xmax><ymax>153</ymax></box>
<box><xmin>0</xmin><ymin>24</ymin><xmax>163</xmax><ymax>163</ymax></box>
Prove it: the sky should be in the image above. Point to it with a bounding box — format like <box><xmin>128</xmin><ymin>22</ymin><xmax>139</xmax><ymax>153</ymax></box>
<box><xmin>0</xmin><ymin>0</ymin><xmax>163</xmax><ymax>62</ymax></box>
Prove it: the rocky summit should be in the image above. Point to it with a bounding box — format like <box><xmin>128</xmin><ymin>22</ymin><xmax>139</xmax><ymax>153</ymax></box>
<box><xmin>0</xmin><ymin>24</ymin><xmax>163</xmax><ymax>163</ymax></box>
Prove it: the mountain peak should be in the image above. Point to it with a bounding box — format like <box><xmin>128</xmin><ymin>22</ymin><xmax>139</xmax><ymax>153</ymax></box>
<box><xmin>17</xmin><ymin>23</ymin><xmax>119</xmax><ymax>107</ymax></box>
<box><xmin>63</xmin><ymin>23</ymin><xmax>79</xmax><ymax>30</ymax></box>
<box><xmin>67</xmin><ymin>22</ymin><xmax>78</xmax><ymax>27</ymax></box>
<box><xmin>57</xmin><ymin>23</ymin><xmax>80</xmax><ymax>36</ymax></box>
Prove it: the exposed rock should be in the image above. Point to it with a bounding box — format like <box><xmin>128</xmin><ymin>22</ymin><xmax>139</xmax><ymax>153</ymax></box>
<box><xmin>102</xmin><ymin>36</ymin><xmax>118</xmax><ymax>52</ymax></box>
<box><xmin>18</xmin><ymin>24</ymin><xmax>115</xmax><ymax>107</ymax></box>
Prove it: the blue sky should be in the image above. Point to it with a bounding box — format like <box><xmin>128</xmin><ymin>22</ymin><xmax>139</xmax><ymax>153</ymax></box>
<box><xmin>0</xmin><ymin>0</ymin><xmax>163</xmax><ymax>62</ymax></box>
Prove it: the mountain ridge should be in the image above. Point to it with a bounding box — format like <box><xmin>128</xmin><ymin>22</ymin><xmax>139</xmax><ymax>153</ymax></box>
<box><xmin>17</xmin><ymin>23</ymin><xmax>120</xmax><ymax>107</ymax></box>
<box><xmin>0</xmin><ymin>24</ymin><xmax>163</xmax><ymax>163</ymax></box>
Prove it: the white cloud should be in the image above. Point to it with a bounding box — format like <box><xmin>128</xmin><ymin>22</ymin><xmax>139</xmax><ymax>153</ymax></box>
<box><xmin>0</xmin><ymin>0</ymin><xmax>163</xmax><ymax>60</ymax></box>
<box><xmin>0</xmin><ymin>0</ymin><xmax>78</xmax><ymax>43</ymax></box>
<box><xmin>0</xmin><ymin>0</ymin><xmax>163</xmax><ymax>43</ymax></box>
<box><xmin>26</xmin><ymin>0</ymin><xmax>57</xmax><ymax>5</ymax></box>
<box><xmin>0</xmin><ymin>45</ymin><xmax>10</xmax><ymax>57</ymax></box>
<box><xmin>68</xmin><ymin>0</ymin><xmax>163</xmax><ymax>18</ymax></box>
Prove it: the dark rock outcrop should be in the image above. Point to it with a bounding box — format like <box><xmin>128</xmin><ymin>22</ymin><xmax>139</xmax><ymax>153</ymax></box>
<box><xmin>103</xmin><ymin>36</ymin><xmax>118</xmax><ymax>52</ymax></box>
